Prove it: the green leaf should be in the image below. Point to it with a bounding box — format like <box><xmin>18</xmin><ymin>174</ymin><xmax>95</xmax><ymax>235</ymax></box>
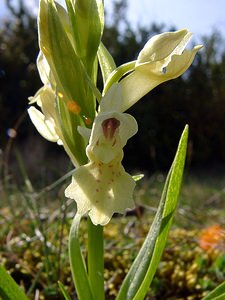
<box><xmin>116</xmin><ymin>168</ymin><xmax>171</xmax><ymax>300</ymax></box>
<box><xmin>98</xmin><ymin>42</ymin><xmax>116</xmax><ymax>85</ymax></box>
<box><xmin>0</xmin><ymin>265</ymin><xmax>28</xmax><ymax>300</ymax></box>
<box><xmin>202</xmin><ymin>281</ymin><xmax>225</xmax><ymax>300</ymax></box>
<box><xmin>116</xmin><ymin>125</ymin><xmax>189</xmax><ymax>300</ymax></box>
<box><xmin>69</xmin><ymin>214</ymin><xmax>94</xmax><ymax>300</ymax></box>
<box><xmin>58</xmin><ymin>281</ymin><xmax>72</xmax><ymax>300</ymax></box>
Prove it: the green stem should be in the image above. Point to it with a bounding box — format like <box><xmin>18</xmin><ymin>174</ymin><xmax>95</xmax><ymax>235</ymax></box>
<box><xmin>69</xmin><ymin>214</ymin><xmax>94</xmax><ymax>300</ymax></box>
<box><xmin>87</xmin><ymin>218</ymin><xmax>105</xmax><ymax>300</ymax></box>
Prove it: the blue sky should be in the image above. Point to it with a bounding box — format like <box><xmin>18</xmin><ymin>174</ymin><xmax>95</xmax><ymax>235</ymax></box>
<box><xmin>0</xmin><ymin>0</ymin><xmax>225</xmax><ymax>38</ymax></box>
<box><xmin>125</xmin><ymin>0</ymin><xmax>225</xmax><ymax>37</ymax></box>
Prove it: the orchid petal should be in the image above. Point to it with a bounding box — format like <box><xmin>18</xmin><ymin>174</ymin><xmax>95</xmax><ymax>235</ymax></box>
<box><xmin>100</xmin><ymin>83</ymin><xmax>123</xmax><ymax>112</ymax></box>
<box><xmin>162</xmin><ymin>46</ymin><xmax>202</xmax><ymax>79</ymax></box>
<box><xmin>137</xmin><ymin>29</ymin><xmax>192</xmax><ymax>64</ymax></box>
<box><xmin>88</xmin><ymin>111</ymin><xmax>138</xmax><ymax>164</ymax></box>
<box><xmin>28</xmin><ymin>86</ymin><xmax>62</xmax><ymax>144</ymax></box>
<box><xmin>37</xmin><ymin>52</ymin><xmax>55</xmax><ymax>87</ymax></box>
<box><xmin>77</xmin><ymin>126</ymin><xmax>92</xmax><ymax>143</ymax></box>
<box><xmin>28</xmin><ymin>106</ymin><xmax>60</xmax><ymax>143</ymax></box>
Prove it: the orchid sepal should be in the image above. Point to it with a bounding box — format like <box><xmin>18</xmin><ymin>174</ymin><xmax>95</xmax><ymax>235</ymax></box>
<box><xmin>28</xmin><ymin>86</ymin><xmax>62</xmax><ymax>144</ymax></box>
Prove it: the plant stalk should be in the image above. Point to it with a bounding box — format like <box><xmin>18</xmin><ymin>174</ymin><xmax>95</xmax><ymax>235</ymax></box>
<box><xmin>87</xmin><ymin>218</ymin><xmax>105</xmax><ymax>300</ymax></box>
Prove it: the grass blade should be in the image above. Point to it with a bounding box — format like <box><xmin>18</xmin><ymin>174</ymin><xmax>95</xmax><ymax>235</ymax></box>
<box><xmin>58</xmin><ymin>281</ymin><xmax>72</xmax><ymax>300</ymax></box>
<box><xmin>202</xmin><ymin>281</ymin><xmax>225</xmax><ymax>300</ymax></box>
<box><xmin>0</xmin><ymin>265</ymin><xmax>28</xmax><ymax>300</ymax></box>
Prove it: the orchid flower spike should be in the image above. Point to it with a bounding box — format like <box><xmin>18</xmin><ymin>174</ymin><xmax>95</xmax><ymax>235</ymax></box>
<box><xmin>28</xmin><ymin>3</ymin><xmax>201</xmax><ymax>227</ymax></box>
<box><xmin>65</xmin><ymin>29</ymin><xmax>202</xmax><ymax>225</ymax></box>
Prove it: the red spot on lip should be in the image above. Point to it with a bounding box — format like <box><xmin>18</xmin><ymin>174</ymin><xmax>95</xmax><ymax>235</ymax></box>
<box><xmin>102</xmin><ymin>118</ymin><xmax>120</xmax><ymax>140</ymax></box>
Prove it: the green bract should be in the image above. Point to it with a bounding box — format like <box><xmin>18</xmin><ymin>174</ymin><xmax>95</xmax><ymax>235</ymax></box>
<box><xmin>65</xmin><ymin>0</ymin><xmax>104</xmax><ymax>74</ymax></box>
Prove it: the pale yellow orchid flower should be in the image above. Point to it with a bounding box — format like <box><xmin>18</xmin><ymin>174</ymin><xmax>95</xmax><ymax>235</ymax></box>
<box><xmin>27</xmin><ymin>51</ymin><xmax>61</xmax><ymax>143</ymax></box>
<box><xmin>65</xmin><ymin>111</ymin><xmax>138</xmax><ymax>225</ymax></box>
<box><xmin>101</xmin><ymin>29</ymin><xmax>202</xmax><ymax>112</ymax></box>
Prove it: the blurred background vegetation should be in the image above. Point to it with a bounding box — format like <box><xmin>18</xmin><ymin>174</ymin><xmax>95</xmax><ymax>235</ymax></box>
<box><xmin>0</xmin><ymin>1</ymin><xmax>224</xmax><ymax>299</ymax></box>
<box><xmin>1</xmin><ymin>0</ymin><xmax>225</xmax><ymax>179</ymax></box>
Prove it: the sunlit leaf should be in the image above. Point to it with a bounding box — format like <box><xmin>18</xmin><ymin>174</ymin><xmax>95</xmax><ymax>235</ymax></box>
<box><xmin>202</xmin><ymin>281</ymin><xmax>225</xmax><ymax>300</ymax></box>
<box><xmin>116</xmin><ymin>125</ymin><xmax>188</xmax><ymax>300</ymax></box>
<box><xmin>0</xmin><ymin>265</ymin><xmax>28</xmax><ymax>300</ymax></box>
<box><xmin>58</xmin><ymin>281</ymin><xmax>72</xmax><ymax>300</ymax></box>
